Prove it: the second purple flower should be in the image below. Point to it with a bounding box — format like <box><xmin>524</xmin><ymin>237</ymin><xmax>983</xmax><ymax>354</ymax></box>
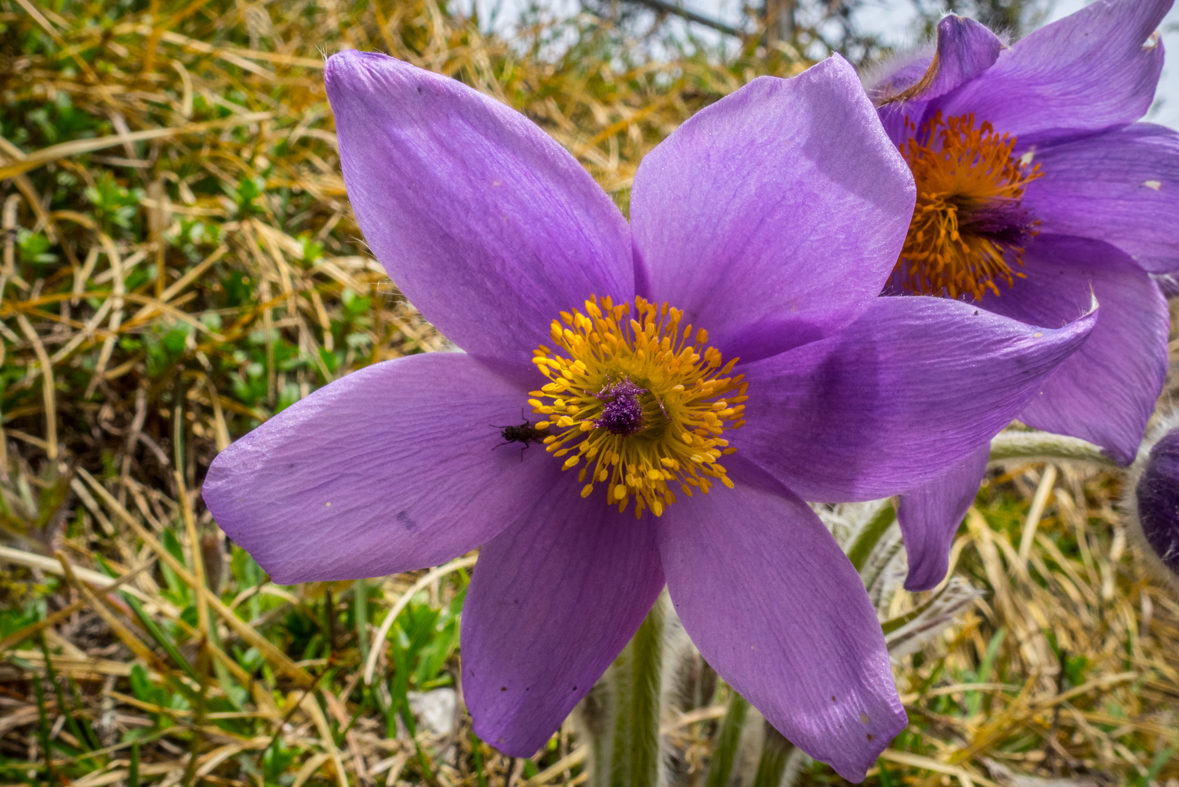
<box><xmin>867</xmin><ymin>0</ymin><xmax>1177</xmax><ymax>592</ymax></box>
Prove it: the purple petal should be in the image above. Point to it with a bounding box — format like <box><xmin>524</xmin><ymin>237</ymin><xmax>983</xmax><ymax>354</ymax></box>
<box><xmin>658</xmin><ymin>459</ymin><xmax>906</xmax><ymax>781</ymax></box>
<box><xmin>876</xmin><ymin>99</ymin><xmax>929</xmax><ymax>148</ymax></box>
<box><xmin>876</xmin><ymin>16</ymin><xmax>1003</xmax><ymax>105</ymax></box>
<box><xmin>630</xmin><ymin>56</ymin><xmax>915</xmax><ymax>362</ymax></box>
<box><xmin>981</xmin><ymin>235</ymin><xmax>1168</xmax><ymax>465</ymax></box>
<box><xmin>1023</xmin><ymin>123</ymin><xmax>1179</xmax><ymax>274</ymax></box>
<box><xmin>935</xmin><ymin>0</ymin><xmax>1170</xmax><ymax>141</ymax></box>
<box><xmin>923</xmin><ymin>16</ymin><xmax>1005</xmax><ymax>99</ymax></box>
<box><xmin>461</xmin><ymin>472</ymin><xmax>664</xmax><ymax>756</ymax></box>
<box><xmin>1152</xmin><ymin>273</ymin><xmax>1179</xmax><ymax>298</ymax></box>
<box><xmin>896</xmin><ymin>446</ymin><xmax>990</xmax><ymax>592</ymax></box>
<box><xmin>871</xmin><ymin>16</ymin><xmax>1002</xmax><ymax>146</ymax></box>
<box><xmin>735</xmin><ymin>295</ymin><xmax>1095</xmax><ymax>502</ymax></box>
<box><xmin>203</xmin><ymin>353</ymin><xmax>556</xmax><ymax>583</ymax></box>
<box><xmin>866</xmin><ymin>48</ymin><xmax>934</xmax><ymax>103</ymax></box>
<box><xmin>867</xmin><ymin>54</ymin><xmax>933</xmax><ymax>145</ymax></box>
<box><xmin>325</xmin><ymin>51</ymin><xmax>632</xmax><ymax>367</ymax></box>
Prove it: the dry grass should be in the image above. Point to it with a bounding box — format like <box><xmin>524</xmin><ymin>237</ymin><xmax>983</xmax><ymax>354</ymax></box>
<box><xmin>1</xmin><ymin>0</ymin><xmax>1177</xmax><ymax>785</ymax></box>
<box><xmin>886</xmin><ymin>460</ymin><xmax>1179</xmax><ymax>786</ymax></box>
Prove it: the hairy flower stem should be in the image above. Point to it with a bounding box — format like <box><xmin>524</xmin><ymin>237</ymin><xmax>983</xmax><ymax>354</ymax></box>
<box><xmin>595</xmin><ymin>596</ymin><xmax>665</xmax><ymax>787</ymax></box>
<box><xmin>628</xmin><ymin>598</ymin><xmax>665</xmax><ymax>787</ymax></box>
<box><xmin>751</xmin><ymin>724</ymin><xmax>795</xmax><ymax>787</ymax></box>
<box><xmin>846</xmin><ymin>504</ymin><xmax>898</xmax><ymax>572</ymax></box>
<box><xmin>705</xmin><ymin>692</ymin><xmax>750</xmax><ymax>787</ymax></box>
<box><xmin>988</xmin><ymin>431</ymin><xmax>1119</xmax><ymax>467</ymax></box>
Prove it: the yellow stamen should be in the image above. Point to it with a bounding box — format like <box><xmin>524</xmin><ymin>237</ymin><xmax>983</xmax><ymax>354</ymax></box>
<box><xmin>896</xmin><ymin>112</ymin><xmax>1043</xmax><ymax>300</ymax></box>
<box><xmin>530</xmin><ymin>295</ymin><xmax>747</xmax><ymax>518</ymax></box>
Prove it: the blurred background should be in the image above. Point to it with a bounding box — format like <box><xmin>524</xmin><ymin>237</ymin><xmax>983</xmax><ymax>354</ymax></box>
<box><xmin>464</xmin><ymin>0</ymin><xmax>1179</xmax><ymax>126</ymax></box>
<box><xmin>2</xmin><ymin>0</ymin><xmax>1179</xmax><ymax>785</ymax></box>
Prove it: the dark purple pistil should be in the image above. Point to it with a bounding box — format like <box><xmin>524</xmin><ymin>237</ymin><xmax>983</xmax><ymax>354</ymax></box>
<box><xmin>594</xmin><ymin>378</ymin><xmax>646</xmax><ymax>436</ymax></box>
<box><xmin>1135</xmin><ymin>430</ymin><xmax>1179</xmax><ymax>577</ymax></box>
<box><xmin>956</xmin><ymin>197</ymin><xmax>1038</xmax><ymax>248</ymax></box>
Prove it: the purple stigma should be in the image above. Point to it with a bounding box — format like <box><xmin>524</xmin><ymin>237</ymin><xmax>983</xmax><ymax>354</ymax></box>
<box><xmin>594</xmin><ymin>378</ymin><xmax>646</xmax><ymax>436</ymax></box>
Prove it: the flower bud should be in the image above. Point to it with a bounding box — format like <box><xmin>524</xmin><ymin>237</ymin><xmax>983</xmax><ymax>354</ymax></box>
<box><xmin>1132</xmin><ymin>427</ymin><xmax>1179</xmax><ymax>587</ymax></box>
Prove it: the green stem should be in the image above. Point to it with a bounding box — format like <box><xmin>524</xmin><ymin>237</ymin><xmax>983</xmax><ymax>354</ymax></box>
<box><xmin>606</xmin><ymin>597</ymin><xmax>665</xmax><ymax>787</ymax></box>
<box><xmin>705</xmin><ymin>691</ymin><xmax>749</xmax><ymax>787</ymax></box>
<box><xmin>355</xmin><ymin>577</ymin><xmax>369</xmax><ymax>665</ymax></box>
<box><xmin>607</xmin><ymin>646</ymin><xmax>633</xmax><ymax>787</ymax></box>
<box><xmin>38</xmin><ymin>633</ymin><xmax>93</xmax><ymax>758</ymax></box>
<box><xmin>32</xmin><ymin>675</ymin><xmax>55</xmax><ymax>787</ymax></box>
<box><xmin>129</xmin><ymin>742</ymin><xmax>140</xmax><ymax>787</ymax></box>
<box><xmin>846</xmin><ymin>504</ymin><xmax>897</xmax><ymax>572</ymax></box>
<box><xmin>181</xmin><ymin>642</ymin><xmax>209</xmax><ymax>787</ymax></box>
<box><xmin>989</xmin><ymin>431</ymin><xmax>1117</xmax><ymax>467</ymax></box>
<box><xmin>470</xmin><ymin>731</ymin><xmax>488</xmax><ymax>787</ymax></box>
<box><xmin>629</xmin><ymin>598</ymin><xmax>664</xmax><ymax>787</ymax></box>
<box><xmin>750</xmin><ymin>723</ymin><xmax>794</xmax><ymax>787</ymax></box>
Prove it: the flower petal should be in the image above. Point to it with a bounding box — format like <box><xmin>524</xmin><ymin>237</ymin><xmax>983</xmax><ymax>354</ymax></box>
<box><xmin>922</xmin><ymin>16</ymin><xmax>1005</xmax><ymax>99</ymax></box>
<box><xmin>874</xmin><ymin>16</ymin><xmax>1003</xmax><ymax>146</ymax></box>
<box><xmin>875</xmin><ymin>15</ymin><xmax>1003</xmax><ymax>105</ymax></box>
<box><xmin>935</xmin><ymin>0</ymin><xmax>1169</xmax><ymax>140</ymax></box>
<box><xmin>1153</xmin><ymin>272</ymin><xmax>1179</xmax><ymax>297</ymax></box>
<box><xmin>865</xmin><ymin>51</ymin><xmax>934</xmax><ymax>144</ymax></box>
<box><xmin>1023</xmin><ymin>123</ymin><xmax>1179</xmax><ymax>274</ymax></box>
<box><xmin>981</xmin><ymin>235</ymin><xmax>1168</xmax><ymax>465</ymax></box>
<box><xmin>866</xmin><ymin>49</ymin><xmax>934</xmax><ymax>103</ymax></box>
<box><xmin>325</xmin><ymin>51</ymin><xmax>632</xmax><ymax>366</ymax></box>
<box><xmin>203</xmin><ymin>353</ymin><xmax>556</xmax><ymax>583</ymax></box>
<box><xmin>736</xmin><ymin>295</ymin><xmax>1095</xmax><ymax>502</ymax></box>
<box><xmin>658</xmin><ymin>459</ymin><xmax>906</xmax><ymax>782</ymax></box>
<box><xmin>896</xmin><ymin>446</ymin><xmax>990</xmax><ymax>592</ymax></box>
<box><xmin>630</xmin><ymin>56</ymin><xmax>915</xmax><ymax>362</ymax></box>
<box><xmin>461</xmin><ymin>472</ymin><xmax>664</xmax><ymax>756</ymax></box>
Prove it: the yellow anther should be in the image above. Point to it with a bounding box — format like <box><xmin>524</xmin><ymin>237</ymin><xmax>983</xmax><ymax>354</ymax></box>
<box><xmin>896</xmin><ymin>112</ymin><xmax>1043</xmax><ymax>299</ymax></box>
<box><xmin>527</xmin><ymin>295</ymin><xmax>746</xmax><ymax>518</ymax></box>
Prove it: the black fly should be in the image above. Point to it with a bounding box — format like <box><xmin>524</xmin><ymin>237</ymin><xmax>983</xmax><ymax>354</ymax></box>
<box><xmin>493</xmin><ymin>412</ymin><xmax>549</xmax><ymax>461</ymax></box>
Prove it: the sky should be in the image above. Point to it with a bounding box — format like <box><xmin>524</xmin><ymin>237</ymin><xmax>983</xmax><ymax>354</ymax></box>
<box><xmin>467</xmin><ymin>0</ymin><xmax>1179</xmax><ymax>130</ymax></box>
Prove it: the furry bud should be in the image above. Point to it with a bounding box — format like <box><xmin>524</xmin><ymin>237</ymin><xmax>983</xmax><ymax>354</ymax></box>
<box><xmin>1132</xmin><ymin>427</ymin><xmax>1179</xmax><ymax>585</ymax></box>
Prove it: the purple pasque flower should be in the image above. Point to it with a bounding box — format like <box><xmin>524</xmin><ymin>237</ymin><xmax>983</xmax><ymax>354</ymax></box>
<box><xmin>202</xmin><ymin>50</ymin><xmax>1095</xmax><ymax>779</ymax></box>
<box><xmin>865</xmin><ymin>0</ymin><xmax>1176</xmax><ymax>592</ymax></box>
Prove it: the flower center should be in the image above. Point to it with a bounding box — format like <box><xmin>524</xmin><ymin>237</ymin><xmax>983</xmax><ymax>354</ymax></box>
<box><xmin>529</xmin><ymin>296</ymin><xmax>746</xmax><ymax>518</ymax></box>
<box><xmin>895</xmin><ymin>111</ymin><xmax>1043</xmax><ymax>300</ymax></box>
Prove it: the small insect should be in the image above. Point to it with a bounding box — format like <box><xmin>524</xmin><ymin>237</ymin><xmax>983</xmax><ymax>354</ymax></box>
<box><xmin>492</xmin><ymin>412</ymin><xmax>550</xmax><ymax>461</ymax></box>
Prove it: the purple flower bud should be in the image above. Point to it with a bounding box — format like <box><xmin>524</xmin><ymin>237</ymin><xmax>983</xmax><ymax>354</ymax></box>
<box><xmin>1134</xmin><ymin>429</ymin><xmax>1179</xmax><ymax>580</ymax></box>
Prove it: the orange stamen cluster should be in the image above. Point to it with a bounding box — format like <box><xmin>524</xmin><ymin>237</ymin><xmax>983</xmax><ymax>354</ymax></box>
<box><xmin>897</xmin><ymin>112</ymin><xmax>1043</xmax><ymax>299</ymax></box>
<box><xmin>529</xmin><ymin>296</ymin><xmax>746</xmax><ymax>518</ymax></box>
